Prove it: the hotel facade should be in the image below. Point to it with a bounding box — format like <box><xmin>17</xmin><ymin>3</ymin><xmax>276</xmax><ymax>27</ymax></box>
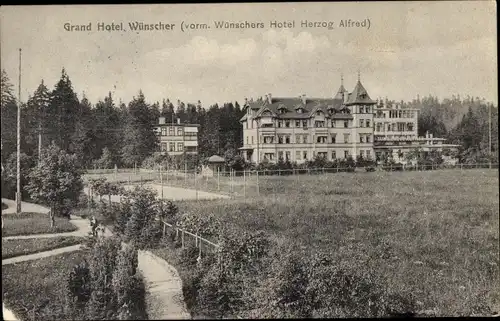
<box><xmin>239</xmin><ymin>76</ymin><xmax>458</xmax><ymax>164</ymax></box>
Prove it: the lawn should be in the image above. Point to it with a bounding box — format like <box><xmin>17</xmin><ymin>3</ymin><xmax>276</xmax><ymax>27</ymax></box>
<box><xmin>172</xmin><ymin>169</ymin><xmax>499</xmax><ymax>316</ymax></box>
<box><xmin>2</xmin><ymin>251</ymin><xmax>86</xmax><ymax>321</ymax></box>
<box><xmin>2</xmin><ymin>212</ymin><xmax>77</xmax><ymax>237</ymax></box>
<box><xmin>2</xmin><ymin>236</ymin><xmax>85</xmax><ymax>259</ymax></box>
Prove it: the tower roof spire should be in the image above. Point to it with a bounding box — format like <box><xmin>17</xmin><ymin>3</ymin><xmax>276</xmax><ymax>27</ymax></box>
<box><xmin>341</xmin><ymin>73</ymin><xmax>344</xmax><ymax>87</ymax></box>
<box><xmin>357</xmin><ymin>69</ymin><xmax>361</xmax><ymax>82</ymax></box>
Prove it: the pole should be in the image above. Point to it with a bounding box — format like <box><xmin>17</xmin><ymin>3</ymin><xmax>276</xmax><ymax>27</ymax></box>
<box><xmin>160</xmin><ymin>165</ymin><xmax>164</xmax><ymax>199</ymax></box>
<box><xmin>243</xmin><ymin>170</ymin><xmax>246</xmax><ymax>199</ymax></box>
<box><xmin>184</xmin><ymin>162</ymin><xmax>187</xmax><ymax>185</ymax></box>
<box><xmin>16</xmin><ymin>48</ymin><xmax>22</xmax><ymax>215</ymax></box>
<box><xmin>38</xmin><ymin>123</ymin><xmax>42</xmax><ymax>163</ymax></box>
<box><xmin>489</xmin><ymin>102</ymin><xmax>492</xmax><ymax>162</ymax></box>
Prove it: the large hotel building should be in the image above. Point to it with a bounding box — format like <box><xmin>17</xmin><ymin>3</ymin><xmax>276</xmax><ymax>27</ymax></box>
<box><xmin>239</xmin><ymin>75</ymin><xmax>459</xmax><ymax>164</ymax></box>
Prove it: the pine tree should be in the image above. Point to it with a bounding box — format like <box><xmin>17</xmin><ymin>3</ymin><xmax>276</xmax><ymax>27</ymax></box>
<box><xmin>48</xmin><ymin>68</ymin><xmax>80</xmax><ymax>151</ymax></box>
<box><xmin>1</xmin><ymin>69</ymin><xmax>18</xmax><ymax>162</ymax></box>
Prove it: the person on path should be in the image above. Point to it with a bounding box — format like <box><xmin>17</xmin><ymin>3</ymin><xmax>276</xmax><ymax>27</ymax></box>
<box><xmin>90</xmin><ymin>215</ymin><xmax>99</xmax><ymax>237</ymax></box>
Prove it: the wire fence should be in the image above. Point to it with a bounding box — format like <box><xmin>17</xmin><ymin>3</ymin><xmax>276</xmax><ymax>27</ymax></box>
<box><xmin>84</xmin><ymin>163</ymin><xmax>498</xmax><ymax>201</ymax></box>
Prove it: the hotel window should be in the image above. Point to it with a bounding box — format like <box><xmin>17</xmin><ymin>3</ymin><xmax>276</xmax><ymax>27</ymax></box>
<box><xmin>161</xmin><ymin>143</ymin><xmax>168</xmax><ymax>152</ymax></box>
<box><xmin>264</xmin><ymin>136</ymin><xmax>274</xmax><ymax>144</ymax></box>
<box><xmin>366</xmin><ymin>106</ymin><xmax>370</xmax><ymax>113</ymax></box>
<box><xmin>331</xmin><ymin>134</ymin><xmax>337</xmax><ymax>143</ymax></box>
<box><xmin>408</xmin><ymin>123</ymin><xmax>414</xmax><ymax>131</ymax></box>
<box><xmin>264</xmin><ymin>153</ymin><xmax>274</xmax><ymax>161</ymax></box>
<box><xmin>366</xmin><ymin>150</ymin><xmax>371</xmax><ymax>158</ymax></box>
<box><xmin>360</xmin><ymin>119</ymin><xmax>365</xmax><ymax>128</ymax></box>
<box><xmin>295</xmin><ymin>135</ymin><xmax>300</xmax><ymax>143</ymax></box>
<box><xmin>366</xmin><ymin>120</ymin><xmax>371</xmax><ymax>127</ymax></box>
<box><xmin>285</xmin><ymin>151</ymin><xmax>291</xmax><ymax>160</ymax></box>
<box><xmin>169</xmin><ymin>142</ymin><xmax>175</xmax><ymax>152</ymax></box>
<box><xmin>296</xmin><ymin>151</ymin><xmax>301</xmax><ymax>160</ymax></box>
<box><xmin>376</xmin><ymin>123</ymin><xmax>381</xmax><ymax>132</ymax></box>
<box><xmin>278</xmin><ymin>120</ymin><xmax>283</xmax><ymax>128</ymax></box>
<box><xmin>278</xmin><ymin>151</ymin><xmax>284</xmax><ymax>160</ymax></box>
<box><xmin>331</xmin><ymin>151</ymin><xmax>336</xmax><ymax>159</ymax></box>
<box><xmin>246</xmin><ymin>136</ymin><xmax>249</xmax><ymax>145</ymax></box>
<box><xmin>302</xmin><ymin>120</ymin><xmax>307</xmax><ymax>128</ymax></box>
<box><xmin>344</xmin><ymin>120</ymin><xmax>349</xmax><ymax>128</ymax></box>
<box><xmin>366</xmin><ymin>135</ymin><xmax>371</xmax><ymax>143</ymax></box>
<box><xmin>169</xmin><ymin>127</ymin><xmax>175</xmax><ymax>135</ymax></box>
<box><xmin>360</xmin><ymin>106</ymin><xmax>364</xmax><ymax>113</ymax></box>
<box><xmin>315</xmin><ymin>121</ymin><xmax>325</xmax><ymax>128</ymax></box>
<box><xmin>359</xmin><ymin>134</ymin><xmax>365</xmax><ymax>143</ymax></box>
<box><xmin>285</xmin><ymin>121</ymin><xmax>290</xmax><ymax>128</ymax></box>
<box><xmin>295</xmin><ymin>120</ymin><xmax>301</xmax><ymax>127</ymax></box>
<box><xmin>251</xmin><ymin>136</ymin><xmax>254</xmax><ymax>144</ymax></box>
<box><xmin>318</xmin><ymin>152</ymin><xmax>327</xmax><ymax>159</ymax></box>
<box><xmin>360</xmin><ymin>150</ymin><xmax>365</xmax><ymax>158</ymax></box>
<box><xmin>303</xmin><ymin>151</ymin><xmax>308</xmax><ymax>160</ymax></box>
<box><xmin>344</xmin><ymin>150</ymin><xmax>349</xmax><ymax>158</ymax></box>
<box><xmin>343</xmin><ymin>134</ymin><xmax>349</xmax><ymax>143</ymax></box>
<box><xmin>285</xmin><ymin>136</ymin><xmax>291</xmax><ymax>144</ymax></box>
<box><xmin>331</xmin><ymin>120</ymin><xmax>336</xmax><ymax>127</ymax></box>
<box><xmin>302</xmin><ymin>135</ymin><xmax>308</xmax><ymax>144</ymax></box>
<box><xmin>278</xmin><ymin>135</ymin><xmax>284</xmax><ymax>144</ymax></box>
<box><xmin>317</xmin><ymin>136</ymin><xmax>327</xmax><ymax>143</ymax></box>
<box><xmin>177</xmin><ymin>142</ymin><xmax>184</xmax><ymax>152</ymax></box>
<box><xmin>177</xmin><ymin>127</ymin><xmax>183</xmax><ymax>136</ymax></box>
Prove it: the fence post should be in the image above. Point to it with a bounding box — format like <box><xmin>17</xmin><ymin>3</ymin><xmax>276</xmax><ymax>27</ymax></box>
<box><xmin>185</xmin><ymin>163</ymin><xmax>187</xmax><ymax>185</ymax></box>
<box><xmin>243</xmin><ymin>170</ymin><xmax>246</xmax><ymax>199</ymax></box>
<box><xmin>181</xmin><ymin>229</ymin><xmax>185</xmax><ymax>248</ymax></box>
<box><xmin>217</xmin><ymin>167</ymin><xmax>220</xmax><ymax>192</ymax></box>
<box><xmin>162</xmin><ymin>222</ymin><xmax>166</xmax><ymax>237</ymax></box>
<box><xmin>256</xmin><ymin>170</ymin><xmax>260</xmax><ymax>197</ymax></box>
<box><xmin>460</xmin><ymin>164</ymin><xmax>463</xmax><ymax>170</ymax></box>
<box><xmin>194</xmin><ymin>170</ymin><xmax>198</xmax><ymax>200</ymax></box>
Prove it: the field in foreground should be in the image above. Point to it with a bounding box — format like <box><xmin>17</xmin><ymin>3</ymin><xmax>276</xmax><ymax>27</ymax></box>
<box><xmin>2</xmin><ymin>236</ymin><xmax>85</xmax><ymax>259</ymax></box>
<box><xmin>2</xmin><ymin>251</ymin><xmax>86</xmax><ymax>321</ymax></box>
<box><xmin>174</xmin><ymin>169</ymin><xmax>499</xmax><ymax>316</ymax></box>
<box><xmin>1</xmin><ymin>212</ymin><xmax>77</xmax><ymax>237</ymax></box>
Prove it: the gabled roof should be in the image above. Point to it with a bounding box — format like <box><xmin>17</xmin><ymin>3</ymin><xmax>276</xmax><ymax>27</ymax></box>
<box><xmin>241</xmin><ymin>96</ymin><xmax>354</xmax><ymax>120</ymax></box>
<box><xmin>345</xmin><ymin>80</ymin><xmax>376</xmax><ymax>105</ymax></box>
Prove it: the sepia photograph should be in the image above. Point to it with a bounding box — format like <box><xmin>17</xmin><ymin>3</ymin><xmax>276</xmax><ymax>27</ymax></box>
<box><xmin>0</xmin><ymin>1</ymin><xmax>498</xmax><ymax>320</ymax></box>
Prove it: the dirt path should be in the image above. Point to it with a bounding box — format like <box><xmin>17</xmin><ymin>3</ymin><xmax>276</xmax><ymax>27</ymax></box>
<box><xmin>83</xmin><ymin>183</ymin><xmax>230</xmax><ymax>203</ymax></box>
<box><xmin>1</xmin><ymin>199</ymin><xmax>191</xmax><ymax>320</ymax></box>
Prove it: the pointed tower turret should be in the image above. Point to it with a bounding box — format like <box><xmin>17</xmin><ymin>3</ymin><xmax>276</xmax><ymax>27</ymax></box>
<box><xmin>345</xmin><ymin>72</ymin><xmax>376</xmax><ymax>105</ymax></box>
<box><xmin>334</xmin><ymin>73</ymin><xmax>348</xmax><ymax>100</ymax></box>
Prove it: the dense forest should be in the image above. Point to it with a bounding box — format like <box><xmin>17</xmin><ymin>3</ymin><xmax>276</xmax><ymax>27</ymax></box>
<box><xmin>1</xmin><ymin>68</ymin><xmax>498</xmax><ymax>171</ymax></box>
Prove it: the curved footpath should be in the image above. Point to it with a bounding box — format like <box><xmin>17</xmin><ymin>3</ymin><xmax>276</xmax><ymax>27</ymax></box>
<box><xmin>1</xmin><ymin>198</ymin><xmax>190</xmax><ymax>320</ymax></box>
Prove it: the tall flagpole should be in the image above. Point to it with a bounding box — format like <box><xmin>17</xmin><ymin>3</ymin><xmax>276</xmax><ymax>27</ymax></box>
<box><xmin>489</xmin><ymin>102</ymin><xmax>492</xmax><ymax>156</ymax></box>
<box><xmin>16</xmin><ymin>48</ymin><xmax>22</xmax><ymax>214</ymax></box>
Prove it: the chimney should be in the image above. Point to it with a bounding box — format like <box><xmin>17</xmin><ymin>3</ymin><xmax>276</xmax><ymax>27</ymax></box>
<box><xmin>159</xmin><ymin>117</ymin><xmax>165</xmax><ymax>125</ymax></box>
<box><xmin>197</xmin><ymin>100</ymin><xmax>201</xmax><ymax>107</ymax></box>
<box><xmin>268</xmin><ymin>93</ymin><xmax>272</xmax><ymax>104</ymax></box>
<box><xmin>244</xmin><ymin>97</ymin><xmax>248</xmax><ymax>105</ymax></box>
<box><xmin>301</xmin><ymin>94</ymin><xmax>306</xmax><ymax>105</ymax></box>
<box><xmin>177</xmin><ymin>118</ymin><xmax>181</xmax><ymax>125</ymax></box>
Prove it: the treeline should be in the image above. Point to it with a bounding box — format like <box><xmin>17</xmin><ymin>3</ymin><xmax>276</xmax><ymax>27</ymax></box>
<box><xmin>1</xmin><ymin>69</ymin><xmax>498</xmax><ymax>171</ymax></box>
<box><xmin>1</xmin><ymin>69</ymin><xmax>244</xmax><ymax>169</ymax></box>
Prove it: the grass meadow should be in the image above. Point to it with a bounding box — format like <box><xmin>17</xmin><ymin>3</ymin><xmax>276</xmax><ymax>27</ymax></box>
<box><xmin>1</xmin><ymin>212</ymin><xmax>77</xmax><ymax>237</ymax></box>
<box><xmin>174</xmin><ymin>169</ymin><xmax>499</xmax><ymax>316</ymax></box>
<box><xmin>2</xmin><ymin>251</ymin><xmax>86</xmax><ymax>321</ymax></box>
<box><xmin>2</xmin><ymin>236</ymin><xmax>85</xmax><ymax>259</ymax></box>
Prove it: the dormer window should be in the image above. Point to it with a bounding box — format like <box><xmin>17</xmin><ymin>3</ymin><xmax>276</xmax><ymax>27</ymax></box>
<box><xmin>278</xmin><ymin>104</ymin><xmax>287</xmax><ymax>114</ymax></box>
<box><xmin>296</xmin><ymin>108</ymin><xmax>303</xmax><ymax>114</ymax></box>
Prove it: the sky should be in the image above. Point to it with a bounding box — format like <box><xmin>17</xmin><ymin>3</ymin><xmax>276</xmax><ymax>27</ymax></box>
<box><xmin>0</xmin><ymin>2</ymin><xmax>497</xmax><ymax>108</ymax></box>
